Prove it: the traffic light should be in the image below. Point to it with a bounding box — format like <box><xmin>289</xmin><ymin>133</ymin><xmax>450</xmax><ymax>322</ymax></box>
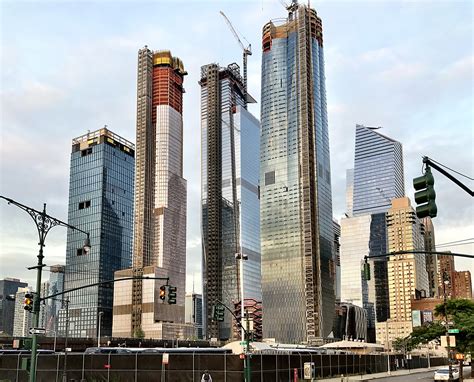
<box><xmin>212</xmin><ymin>304</ymin><xmax>225</xmax><ymax>322</ymax></box>
<box><xmin>413</xmin><ymin>166</ymin><xmax>437</xmax><ymax>218</ymax></box>
<box><xmin>159</xmin><ymin>285</ymin><xmax>166</xmax><ymax>301</ymax></box>
<box><xmin>24</xmin><ymin>293</ymin><xmax>34</xmax><ymax>312</ymax></box>
<box><xmin>168</xmin><ymin>286</ymin><xmax>177</xmax><ymax>305</ymax></box>
<box><xmin>362</xmin><ymin>262</ymin><xmax>371</xmax><ymax>281</ymax></box>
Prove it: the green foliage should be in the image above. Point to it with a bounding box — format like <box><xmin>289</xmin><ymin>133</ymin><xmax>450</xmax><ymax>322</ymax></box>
<box><xmin>133</xmin><ymin>327</ymin><xmax>145</xmax><ymax>339</ymax></box>
<box><xmin>434</xmin><ymin>298</ymin><xmax>474</xmax><ymax>353</ymax></box>
<box><xmin>406</xmin><ymin>299</ymin><xmax>474</xmax><ymax>353</ymax></box>
<box><xmin>393</xmin><ymin>336</ymin><xmax>416</xmax><ymax>352</ymax></box>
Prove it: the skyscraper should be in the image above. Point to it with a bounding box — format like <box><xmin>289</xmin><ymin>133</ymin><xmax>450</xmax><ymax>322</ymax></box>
<box><xmin>59</xmin><ymin>127</ymin><xmax>135</xmax><ymax>338</ymax></box>
<box><xmin>340</xmin><ymin>125</ymin><xmax>404</xmax><ymax>338</ymax></box>
<box><xmin>113</xmin><ymin>48</ymin><xmax>190</xmax><ymax>339</ymax></box>
<box><xmin>260</xmin><ymin>3</ymin><xmax>334</xmax><ymax>343</ymax></box>
<box><xmin>200</xmin><ymin>62</ymin><xmax>261</xmax><ymax>340</ymax></box>
<box><xmin>39</xmin><ymin>265</ymin><xmax>65</xmax><ymax>334</ymax></box>
<box><xmin>0</xmin><ymin>278</ymin><xmax>27</xmax><ymax>336</ymax></box>
<box><xmin>352</xmin><ymin>125</ymin><xmax>404</xmax><ymax>216</ymax></box>
<box><xmin>422</xmin><ymin>217</ymin><xmax>438</xmax><ymax>297</ymax></box>
<box><xmin>185</xmin><ymin>293</ymin><xmax>203</xmax><ymax>339</ymax></box>
<box><xmin>452</xmin><ymin>271</ymin><xmax>472</xmax><ymax>299</ymax></box>
<box><xmin>376</xmin><ymin>197</ymin><xmax>428</xmax><ymax>347</ymax></box>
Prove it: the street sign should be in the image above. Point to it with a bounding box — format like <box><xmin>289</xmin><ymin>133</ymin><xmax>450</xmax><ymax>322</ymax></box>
<box><xmin>441</xmin><ymin>335</ymin><xmax>456</xmax><ymax>347</ymax></box>
<box><xmin>162</xmin><ymin>353</ymin><xmax>169</xmax><ymax>365</ymax></box>
<box><xmin>448</xmin><ymin>329</ymin><xmax>460</xmax><ymax>334</ymax></box>
<box><xmin>28</xmin><ymin>328</ymin><xmax>46</xmax><ymax>335</ymax></box>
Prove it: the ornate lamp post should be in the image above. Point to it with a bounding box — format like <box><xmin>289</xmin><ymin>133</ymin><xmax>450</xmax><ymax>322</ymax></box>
<box><xmin>1</xmin><ymin>196</ymin><xmax>90</xmax><ymax>382</ymax></box>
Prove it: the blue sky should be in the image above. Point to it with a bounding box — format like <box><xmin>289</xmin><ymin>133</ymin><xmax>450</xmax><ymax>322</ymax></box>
<box><xmin>1</xmin><ymin>0</ymin><xmax>472</xmax><ymax>292</ymax></box>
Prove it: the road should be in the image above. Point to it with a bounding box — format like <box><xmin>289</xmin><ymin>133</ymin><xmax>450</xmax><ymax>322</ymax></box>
<box><xmin>371</xmin><ymin>366</ymin><xmax>473</xmax><ymax>382</ymax></box>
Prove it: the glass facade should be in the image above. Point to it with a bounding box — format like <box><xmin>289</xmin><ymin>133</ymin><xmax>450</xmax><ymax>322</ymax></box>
<box><xmin>59</xmin><ymin>128</ymin><xmax>134</xmax><ymax>338</ymax></box>
<box><xmin>352</xmin><ymin>125</ymin><xmax>404</xmax><ymax>216</ymax></box>
<box><xmin>260</xmin><ymin>4</ymin><xmax>334</xmax><ymax>344</ymax></box>
<box><xmin>200</xmin><ymin>63</ymin><xmax>261</xmax><ymax>340</ymax></box>
<box><xmin>0</xmin><ymin>278</ymin><xmax>27</xmax><ymax>335</ymax></box>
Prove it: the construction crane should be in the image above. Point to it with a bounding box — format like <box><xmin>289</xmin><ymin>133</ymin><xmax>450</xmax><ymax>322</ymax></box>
<box><xmin>220</xmin><ymin>11</ymin><xmax>252</xmax><ymax>108</ymax></box>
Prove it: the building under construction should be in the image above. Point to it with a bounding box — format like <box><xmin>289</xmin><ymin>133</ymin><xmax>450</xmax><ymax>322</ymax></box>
<box><xmin>112</xmin><ymin>48</ymin><xmax>192</xmax><ymax>339</ymax></box>
<box><xmin>200</xmin><ymin>63</ymin><xmax>261</xmax><ymax>341</ymax></box>
<box><xmin>259</xmin><ymin>2</ymin><xmax>335</xmax><ymax>344</ymax></box>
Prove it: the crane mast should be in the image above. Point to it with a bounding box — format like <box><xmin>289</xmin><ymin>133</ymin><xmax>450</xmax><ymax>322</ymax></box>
<box><xmin>220</xmin><ymin>11</ymin><xmax>252</xmax><ymax>108</ymax></box>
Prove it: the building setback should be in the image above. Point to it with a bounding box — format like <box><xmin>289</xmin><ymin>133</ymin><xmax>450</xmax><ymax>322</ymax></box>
<box><xmin>0</xmin><ymin>278</ymin><xmax>28</xmax><ymax>336</ymax></box>
<box><xmin>376</xmin><ymin>197</ymin><xmax>428</xmax><ymax>348</ymax></box>
<box><xmin>200</xmin><ymin>62</ymin><xmax>261</xmax><ymax>340</ymax></box>
<box><xmin>340</xmin><ymin>125</ymin><xmax>404</xmax><ymax>341</ymax></box>
<box><xmin>260</xmin><ymin>3</ymin><xmax>334</xmax><ymax>344</ymax></box>
<box><xmin>59</xmin><ymin>127</ymin><xmax>135</xmax><ymax>338</ymax></box>
<box><xmin>113</xmin><ymin>48</ymin><xmax>190</xmax><ymax>339</ymax></box>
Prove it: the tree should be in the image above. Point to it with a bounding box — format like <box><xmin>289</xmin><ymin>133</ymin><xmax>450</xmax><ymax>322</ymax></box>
<box><xmin>434</xmin><ymin>298</ymin><xmax>474</xmax><ymax>354</ymax></box>
<box><xmin>406</xmin><ymin>299</ymin><xmax>474</xmax><ymax>354</ymax></box>
<box><xmin>393</xmin><ymin>336</ymin><xmax>416</xmax><ymax>353</ymax></box>
<box><xmin>133</xmin><ymin>326</ymin><xmax>145</xmax><ymax>339</ymax></box>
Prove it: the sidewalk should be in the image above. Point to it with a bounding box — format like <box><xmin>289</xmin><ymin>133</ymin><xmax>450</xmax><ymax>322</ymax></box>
<box><xmin>319</xmin><ymin>365</ymin><xmax>474</xmax><ymax>381</ymax></box>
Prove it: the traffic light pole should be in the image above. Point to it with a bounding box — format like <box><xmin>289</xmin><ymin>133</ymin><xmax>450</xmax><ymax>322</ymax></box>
<box><xmin>0</xmin><ymin>196</ymin><xmax>90</xmax><ymax>382</ymax></box>
<box><xmin>215</xmin><ymin>299</ymin><xmax>252</xmax><ymax>381</ymax></box>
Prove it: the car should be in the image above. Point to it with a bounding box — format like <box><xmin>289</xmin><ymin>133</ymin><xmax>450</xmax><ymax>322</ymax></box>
<box><xmin>434</xmin><ymin>367</ymin><xmax>460</xmax><ymax>381</ymax></box>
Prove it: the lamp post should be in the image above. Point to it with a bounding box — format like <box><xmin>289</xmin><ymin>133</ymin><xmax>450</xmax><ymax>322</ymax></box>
<box><xmin>1</xmin><ymin>196</ymin><xmax>90</xmax><ymax>382</ymax></box>
<box><xmin>98</xmin><ymin>311</ymin><xmax>104</xmax><ymax>347</ymax></box>
<box><xmin>442</xmin><ymin>271</ymin><xmax>453</xmax><ymax>382</ymax></box>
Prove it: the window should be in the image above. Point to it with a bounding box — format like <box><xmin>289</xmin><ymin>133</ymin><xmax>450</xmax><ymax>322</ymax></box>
<box><xmin>78</xmin><ymin>200</ymin><xmax>91</xmax><ymax>210</ymax></box>
<box><xmin>265</xmin><ymin>171</ymin><xmax>275</xmax><ymax>186</ymax></box>
<box><xmin>81</xmin><ymin>148</ymin><xmax>93</xmax><ymax>157</ymax></box>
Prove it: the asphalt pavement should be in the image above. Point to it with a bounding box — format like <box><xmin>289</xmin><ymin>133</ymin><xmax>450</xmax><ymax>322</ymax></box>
<box><xmin>320</xmin><ymin>366</ymin><xmax>473</xmax><ymax>382</ymax></box>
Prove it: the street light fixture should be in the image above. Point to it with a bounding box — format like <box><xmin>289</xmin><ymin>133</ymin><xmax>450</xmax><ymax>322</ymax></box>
<box><xmin>0</xmin><ymin>195</ymin><xmax>90</xmax><ymax>382</ymax></box>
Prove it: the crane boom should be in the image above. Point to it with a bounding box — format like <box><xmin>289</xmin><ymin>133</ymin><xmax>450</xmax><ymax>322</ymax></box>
<box><xmin>220</xmin><ymin>10</ymin><xmax>252</xmax><ymax>108</ymax></box>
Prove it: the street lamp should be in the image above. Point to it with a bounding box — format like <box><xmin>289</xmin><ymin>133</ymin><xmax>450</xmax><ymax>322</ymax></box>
<box><xmin>0</xmin><ymin>196</ymin><xmax>90</xmax><ymax>382</ymax></box>
<box><xmin>235</xmin><ymin>252</ymin><xmax>249</xmax><ymax>382</ymax></box>
<box><xmin>97</xmin><ymin>311</ymin><xmax>104</xmax><ymax>347</ymax></box>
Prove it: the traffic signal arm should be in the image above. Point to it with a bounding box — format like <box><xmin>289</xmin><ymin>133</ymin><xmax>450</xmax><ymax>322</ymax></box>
<box><xmin>422</xmin><ymin>157</ymin><xmax>473</xmax><ymax>197</ymax></box>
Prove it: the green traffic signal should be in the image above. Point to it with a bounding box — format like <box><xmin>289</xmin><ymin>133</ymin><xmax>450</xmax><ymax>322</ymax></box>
<box><xmin>212</xmin><ymin>304</ymin><xmax>225</xmax><ymax>322</ymax></box>
<box><xmin>413</xmin><ymin>166</ymin><xmax>437</xmax><ymax>218</ymax></box>
<box><xmin>362</xmin><ymin>262</ymin><xmax>371</xmax><ymax>281</ymax></box>
<box><xmin>168</xmin><ymin>286</ymin><xmax>177</xmax><ymax>305</ymax></box>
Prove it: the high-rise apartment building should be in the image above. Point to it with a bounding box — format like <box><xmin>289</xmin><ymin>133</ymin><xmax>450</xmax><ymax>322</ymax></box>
<box><xmin>113</xmin><ymin>48</ymin><xmax>190</xmax><ymax>339</ymax></box>
<box><xmin>352</xmin><ymin>125</ymin><xmax>404</xmax><ymax>216</ymax></box>
<box><xmin>13</xmin><ymin>287</ymin><xmax>33</xmax><ymax>337</ymax></box>
<box><xmin>59</xmin><ymin>127</ymin><xmax>135</xmax><ymax>338</ymax></box>
<box><xmin>185</xmin><ymin>293</ymin><xmax>203</xmax><ymax>339</ymax></box>
<box><xmin>453</xmin><ymin>271</ymin><xmax>472</xmax><ymax>299</ymax></box>
<box><xmin>376</xmin><ymin>197</ymin><xmax>428</xmax><ymax>347</ymax></box>
<box><xmin>340</xmin><ymin>126</ymin><xmax>404</xmax><ymax>336</ymax></box>
<box><xmin>421</xmin><ymin>218</ymin><xmax>438</xmax><ymax>297</ymax></box>
<box><xmin>260</xmin><ymin>3</ymin><xmax>334</xmax><ymax>343</ymax></box>
<box><xmin>438</xmin><ymin>253</ymin><xmax>455</xmax><ymax>298</ymax></box>
<box><xmin>200</xmin><ymin>62</ymin><xmax>261</xmax><ymax>340</ymax></box>
<box><xmin>0</xmin><ymin>278</ymin><xmax>27</xmax><ymax>336</ymax></box>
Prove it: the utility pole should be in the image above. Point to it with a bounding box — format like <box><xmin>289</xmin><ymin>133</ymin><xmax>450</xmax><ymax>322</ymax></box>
<box><xmin>443</xmin><ymin>271</ymin><xmax>453</xmax><ymax>382</ymax></box>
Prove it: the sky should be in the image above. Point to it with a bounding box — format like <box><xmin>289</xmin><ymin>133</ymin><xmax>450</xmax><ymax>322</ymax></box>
<box><xmin>0</xmin><ymin>0</ymin><xmax>473</xmax><ymax>294</ymax></box>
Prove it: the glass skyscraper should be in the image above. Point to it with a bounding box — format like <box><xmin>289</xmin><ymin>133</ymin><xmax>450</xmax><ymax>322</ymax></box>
<box><xmin>59</xmin><ymin>127</ymin><xmax>134</xmax><ymax>338</ymax></box>
<box><xmin>200</xmin><ymin>63</ymin><xmax>261</xmax><ymax>340</ymax></box>
<box><xmin>352</xmin><ymin>125</ymin><xmax>404</xmax><ymax>216</ymax></box>
<box><xmin>340</xmin><ymin>125</ymin><xmax>404</xmax><ymax>337</ymax></box>
<box><xmin>260</xmin><ymin>3</ymin><xmax>334</xmax><ymax>344</ymax></box>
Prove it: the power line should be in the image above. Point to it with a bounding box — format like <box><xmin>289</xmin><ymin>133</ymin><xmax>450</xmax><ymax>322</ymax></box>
<box><xmin>428</xmin><ymin>157</ymin><xmax>474</xmax><ymax>181</ymax></box>
<box><xmin>435</xmin><ymin>238</ymin><xmax>474</xmax><ymax>247</ymax></box>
